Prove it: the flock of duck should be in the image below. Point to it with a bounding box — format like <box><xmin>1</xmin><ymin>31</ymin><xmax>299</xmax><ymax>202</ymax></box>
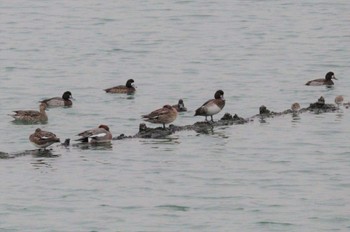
<box><xmin>8</xmin><ymin>71</ymin><xmax>346</xmax><ymax>150</ymax></box>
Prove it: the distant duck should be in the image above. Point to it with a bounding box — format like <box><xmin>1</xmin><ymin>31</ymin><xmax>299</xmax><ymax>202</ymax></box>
<box><xmin>104</xmin><ymin>79</ymin><xmax>136</xmax><ymax>94</ymax></box>
<box><xmin>305</xmin><ymin>71</ymin><xmax>337</xmax><ymax>86</ymax></box>
<box><xmin>172</xmin><ymin>99</ymin><xmax>187</xmax><ymax>112</ymax></box>
<box><xmin>142</xmin><ymin>105</ymin><xmax>178</xmax><ymax>129</ymax></box>
<box><xmin>40</xmin><ymin>91</ymin><xmax>73</xmax><ymax>107</ymax></box>
<box><xmin>29</xmin><ymin>128</ymin><xmax>60</xmax><ymax>149</ymax></box>
<box><xmin>76</xmin><ymin>125</ymin><xmax>112</xmax><ymax>143</ymax></box>
<box><xmin>194</xmin><ymin>90</ymin><xmax>225</xmax><ymax>122</ymax></box>
<box><xmin>10</xmin><ymin>103</ymin><xmax>48</xmax><ymax>123</ymax></box>
<box><xmin>291</xmin><ymin>102</ymin><xmax>301</xmax><ymax>112</ymax></box>
<box><xmin>334</xmin><ymin>95</ymin><xmax>344</xmax><ymax>107</ymax></box>
<box><xmin>316</xmin><ymin>96</ymin><xmax>325</xmax><ymax>106</ymax></box>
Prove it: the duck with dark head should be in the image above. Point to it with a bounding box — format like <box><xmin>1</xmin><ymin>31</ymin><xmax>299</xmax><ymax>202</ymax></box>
<box><xmin>40</xmin><ymin>91</ymin><xmax>73</xmax><ymax>107</ymax></box>
<box><xmin>194</xmin><ymin>90</ymin><xmax>225</xmax><ymax>122</ymax></box>
<box><xmin>104</xmin><ymin>79</ymin><xmax>136</xmax><ymax>94</ymax></box>
<box><xmin>305</xmin><ymin>71</ymin><xmax>337</xmax><ymax>86</ymax></box>
<box><xmin>172</xmin><ymin>99</ymin><xmax>187</xmax><ymax>112</ymax></box>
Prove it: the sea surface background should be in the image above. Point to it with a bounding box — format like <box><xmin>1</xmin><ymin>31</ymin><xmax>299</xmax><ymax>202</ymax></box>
<box><xmin>1</xmin><ymin>1</ymin><xmax>350</xmax><ymax>231</ymax></box>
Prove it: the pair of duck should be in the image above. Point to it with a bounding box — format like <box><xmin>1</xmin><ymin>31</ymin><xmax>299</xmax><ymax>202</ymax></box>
<box><xmin>10</xmin><ymin>91</ymin><xmax>74</xmax><ymax>123</ymax></box>
<box><xmin>142</xmin><ymin>90</ymin><xmax>226</xmax><ymax>128</ymax></box>
<box><xmin>29</xmin><ymin>125</ymin><xmax>113</xmax><ymax>149</ymax></box>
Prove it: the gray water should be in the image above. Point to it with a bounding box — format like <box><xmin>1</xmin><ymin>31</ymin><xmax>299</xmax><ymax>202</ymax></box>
<box><xmin>1</xmin><ymin>1</ymin><xmax>350</xmax><ymax>231</ymax></box>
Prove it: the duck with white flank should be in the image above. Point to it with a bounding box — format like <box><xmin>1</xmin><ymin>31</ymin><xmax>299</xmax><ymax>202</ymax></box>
<box><xmin>29</xmin><ymin>128</ymin><xmax>60</xmax><ymax>149</ymax></box>
<box><xmin>305</xmin><ymin>71</ymin><xmax>337</xmax><ymax>86</ymax></box>
<box><xmin>10</xmin><ymin>103</ymin><xmax>48</xmax><ymax>123</ymax></box>
<box><xmin>104</xmin><ymin>79</ymin><xmax>136</xmax><ymax>94</ymax></box>
<box><xmin>142</xmin><ymin>105</ymin><xmax>178</xmax><ymax>129</ymax></box>
<box><xmin>40</xmin><ymin>91</ymin><xmax>73</xmax><ymax>107</ymax></box>
<box><xmin>76</xmin><ymin>125</ymin><xmax>113</xmax><ymax>143</ymax></box>
<box><xmin>194</xmin><ymin>90</ymin><xmax>225</xmax><ymax>122</ymax></box>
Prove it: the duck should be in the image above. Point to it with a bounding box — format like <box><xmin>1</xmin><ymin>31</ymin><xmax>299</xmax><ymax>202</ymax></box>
<box><xmin>40</xmin><ymin>91</ymin><xmax>73</xmax><ymax>107</ymax></box>
<box><xmin>10</xmin><ymin>103</ymin><xmax>48</xmax><ymax>123</ymax></box>
<box><xmin>291</xmin><ymin>102</ymin><xmax>301</xmax><ymax>112</ymax></box>
<box><xmin>104</xmin><ymin>79</ymin><xmax>136</xmax><ymax>94</ymax></box>
<box><xmin>334</xmin><ymin>95</ymin><xmax>344</xmax><ymax>107</ymax></box>
<box><xmin>142</xmin><ymin>105</ymin><xmax>178</xmax><ymax>129</ymax></box>
<box><xmin>305</xmin><ymin>71</ymin><xmax>337</xmax><ymax>86</ymax></box>
<box><xmin>172</xmin><ymin>99</ymin><xmax>187</xmax><ymax>112</ymax></box>
<box><xmin>29</xmin><ymin>128</ymin><xmax>60</xmax><ymax>149</ymax></box>
<box><xmin>194</xmin><ymin>90</ymin><xmax>225</xmax><ymax>122</ymax></box>
<box><xmin>76</xmin><ymin>124</ymin><xmax>113</xmax><ymax>143</ymax></box>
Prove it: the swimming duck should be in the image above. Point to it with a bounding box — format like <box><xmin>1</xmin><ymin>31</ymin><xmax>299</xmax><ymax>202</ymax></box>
<box><xmin>142</xmin><ymin>105</ymin><xmax>178</xmax><ymax>129</ymax></box>
<box><xmin>194</xmin><ymin>90</ymin><xmax>225</xmax><ymax>122</ymax></box>
<box><xmin>29</xmin><ymin>128</ymin><xmax>60</xmax><ymax>149</ymax></box>
<box><xmin>334</xmin><ymin>95</ymin><xmax>344</xmax><ymax>107</ymax></box>
<box><xmin>291</xmin><ymin>102</ymin><xmax>301</xmax><ymax>112</ymax></box>
<box><xmin>172</xmin><ymin>99</ymin><xmax>187</xmax><ymax>112</ymax></box>
<box><xmin>305</xmin><ymin>72</ymin><xmax>337</xmax><ymax>86</ymax></box>
<box><xmin>10</xmin><ymin>103</ymin><xmax>48</xmax><ymax>123</ymax></box>
<box><xmin>40</xmin><ymin>91</ymin><xmax>73</xmax><ymax>107</ymax></box>
<box><xmin>104</xmin><ymin>79</ymin><xmax>136</xmax><ymax>94</ymax></box>
<box><xmin>76</xmin><ymin>125</ymin><xmax>113</xmax><ymax>143</ymax></box>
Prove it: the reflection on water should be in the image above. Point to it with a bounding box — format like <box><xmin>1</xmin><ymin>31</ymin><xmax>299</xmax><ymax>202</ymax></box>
<box><xmin>140</xmin><ymin>137</ymin><xmax>180</xmax><ymax>146</ymax></box>
<box><xmin>30</xmin><ymin>149</ymin><xmax>60</xmax><ymax>158</ymax></box>
<box><xmin>291</xmin><ymin>113</ymin><xmax>301</xmax><ymax>123</ymax></box>
<box><xmin>74</xmin><ymin>142</ymin><xmax>113</xmax><ymax>151</ymax></box>
<box><xmin>0</xmin><ymin>149</ymin><xmax>59</xmax><ymax>159</ymax></box>
<box><xmin>10</xmin><ymin>120</ymin><xmax>48</xmax><ymax>125</ymax></box>
<box><xmin>335</xmin><ymin>112</ymin><xmax>343</xmax><ymax>121</ymax></box>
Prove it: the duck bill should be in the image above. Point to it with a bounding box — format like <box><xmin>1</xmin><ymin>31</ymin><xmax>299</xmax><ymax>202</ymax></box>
<box><xmin>333</xmin><ymin>76</ymin><xmax>337</xmax><ymax>80</ymax></box>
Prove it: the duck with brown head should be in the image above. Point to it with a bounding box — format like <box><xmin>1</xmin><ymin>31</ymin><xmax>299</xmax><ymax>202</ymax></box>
<box><xmin>29</xmin><ymin>128</ymin><xmax>60</xmax><ymax>149</ymax></box>
<box><xmin>335</xmin><ymin>95</ymin><xmax>344</xmax><ymax>107</ymax></box>
<box><xmin>76</xmin><ymin>125</ymin><xmax>113</xmax><ymax>143</ymax></box>
<box><xmin>194</xmin><ymin>90</ymin><xmax>225</xmax><ymax>122</ymax></box>
<box><xmin>10</xmin><ymin>103</ymin><xmax>48</xmax><ymax>123</ymax></box>
<box><xmin>142</xmin><ymin>105</ymin><xmax>178</xmax><ymax>129</ymax></box>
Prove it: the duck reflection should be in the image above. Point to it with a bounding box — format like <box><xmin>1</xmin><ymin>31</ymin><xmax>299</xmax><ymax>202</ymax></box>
<box><xmin>74</xmin><ymin>142</ymin><xmax>113</xmax><ymax>151</ymax></box>
<box><xmin>30</xmin><ymin>149</ymin><xmax>60</xmax><ymax>158</ymax></box>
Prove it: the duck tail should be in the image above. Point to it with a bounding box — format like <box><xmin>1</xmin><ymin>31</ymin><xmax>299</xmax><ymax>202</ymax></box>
<box><xmin>194</xmin><ymin>107</ymin><xmax>203</xmax><ymax>116</ymax></box>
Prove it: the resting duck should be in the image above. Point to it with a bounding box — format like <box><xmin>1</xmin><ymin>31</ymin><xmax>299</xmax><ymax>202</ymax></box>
<box><xmin>305</xmin><ymin>72</ymin><xmax>337</xmax><ymax>86</ymax></box>
<box><xmin>29</xmin><ymin>128</ymin><xmax>60</xmax><ymax>149</ymax></box>
<box><xmin>76</xmin><ymin>125</ymin><xmax>113</xmax><ymax>143</ymax></box>
<box><xmin>104</xmin><ymin>79</ymin><xmax>136</xmax><ymax>94</ymax></box>
<box><xmin>10</xmin><ymin>103</ymin><xmax>48</xmax><ymax>123</ymax></box>
<box><xmin>291</xmin><ymin>102</ymin><xmax>301</xmax><ymax>112</ymax></box>
<box><xmin>172</xmin><ymin>99</ymin><xmax>187</xmax><ymax>112</ymax></box>
<box><xmin>334</xmin><ymin>95</ymin><xmax>344</xmax><ymax>107</ymax></box>
<box><xmin>40</xmin><ymin>91</ymin><xmax>73</xmax><ymax>107</ymax></box>
<box><xmin>142</xmin><ymin>105</ymin><xmax>178</xmax><ymax>129</ymax></box>
<box><xmin>194</xmin><ymin>90</ymin><xmax>225</xmax><ymax>122</ymax></box>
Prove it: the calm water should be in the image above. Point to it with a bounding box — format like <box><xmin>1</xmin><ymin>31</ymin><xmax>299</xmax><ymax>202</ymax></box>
<box><xmin>1</xmin><ymin>0</ymin><xmax>350</xmax><ymax>231</ymax></box>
